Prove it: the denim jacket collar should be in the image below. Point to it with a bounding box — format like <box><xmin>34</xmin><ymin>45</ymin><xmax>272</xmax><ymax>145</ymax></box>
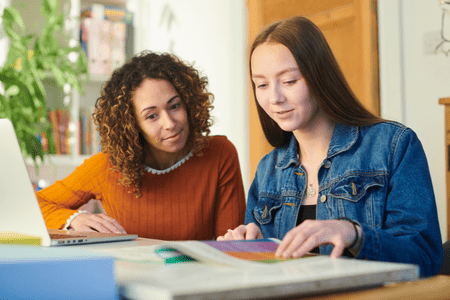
<box><xmin>276</xmin><ymin>123</ymin><xmax>358</xmax><ymax>170</ymax></box>
<box><xmin>327</xmin><ymin>123</ymin><xmax>358</xmax><ymax>158</ymax></box>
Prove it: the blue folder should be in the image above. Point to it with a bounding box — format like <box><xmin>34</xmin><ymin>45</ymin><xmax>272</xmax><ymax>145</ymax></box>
<box><xmin>0</xmin><ymin>245</ymin><xmax>117</xmax><ymax>300</ymax></box>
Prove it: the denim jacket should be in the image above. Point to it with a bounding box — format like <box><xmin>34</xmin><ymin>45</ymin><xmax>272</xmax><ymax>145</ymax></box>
<box><xmin>246</xmin><ymin>122</ymin><xmax>443</xmax><ymax>277</ymax></box>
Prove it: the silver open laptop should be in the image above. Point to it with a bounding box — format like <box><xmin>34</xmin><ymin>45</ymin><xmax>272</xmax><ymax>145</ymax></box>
<box><xmin>0</xmin><ymin>118</ymin><xmax>138</xmax><ymax>246</ymax></box>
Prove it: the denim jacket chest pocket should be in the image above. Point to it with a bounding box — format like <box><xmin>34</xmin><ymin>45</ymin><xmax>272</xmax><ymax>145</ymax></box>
<box><xmin>253</xmin><ymin>196</ymin><xmax>283</xmax><ymax>225</ymax></box>
<box><xmin>326</xmin><ymin>172</ymin><xmax>387</xmax><ymax>226</ymax></box>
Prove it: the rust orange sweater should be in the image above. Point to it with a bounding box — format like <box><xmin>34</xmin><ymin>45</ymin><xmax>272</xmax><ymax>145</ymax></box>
<box><xmin>36</xmin><ymin>136</ymin><xmax>246</xmax><ymax>240</ymax></box>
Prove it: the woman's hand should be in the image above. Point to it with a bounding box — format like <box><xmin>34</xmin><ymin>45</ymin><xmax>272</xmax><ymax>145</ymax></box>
<box><xmin>69</xmin><ymin>213</ymin><xmax>127</xmax><ymax>234</ymax></box>
<box><xmin>275</xmin><ymin>219</ymin><xmax>358</xmax><ymax>259</ymax></box>
<box><xmin>217</xmin><ymin>223</ymin><xmax>263</xmax><ymax>241</ymax></box>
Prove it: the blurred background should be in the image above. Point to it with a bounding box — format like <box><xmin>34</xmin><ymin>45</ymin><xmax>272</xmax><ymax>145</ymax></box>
<box><xmin>0</xmin><ymin>0</ymin><xmax>449</xmax><ymax>242</ymax></box>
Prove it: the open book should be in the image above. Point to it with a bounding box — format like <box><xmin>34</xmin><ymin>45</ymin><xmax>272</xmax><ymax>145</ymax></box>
<box><xmin>154</xmin><ymin>238</ymin><xmax>316</xmax><ymax>267</ymax></box>
<box><xmin>115</xmin><ymin>238</ymin><xmax>420</xmax><ymax>300</ymax></box>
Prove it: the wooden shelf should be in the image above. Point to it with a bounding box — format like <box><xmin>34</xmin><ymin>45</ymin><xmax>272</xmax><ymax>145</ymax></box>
<box><xmin>81</xmin><ymin>0</ymin><xmax>126</xmax><ymax>7</ymax></box>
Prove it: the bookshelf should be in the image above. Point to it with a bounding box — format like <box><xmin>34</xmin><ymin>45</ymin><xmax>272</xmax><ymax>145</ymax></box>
<box><xmin>10</xmin><ymin>0</ymin><xmax>135</xmax><ymax>185</ymax></box>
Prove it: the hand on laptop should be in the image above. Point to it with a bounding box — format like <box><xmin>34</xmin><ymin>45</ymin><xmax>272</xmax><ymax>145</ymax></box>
<box><xmin>217</xmin><ymin>222</ymin><xmax>263</xmax><ymax>241</ymax></box>
<box><xmin>69</xmin><ymin>213</ymin><xmax>127</xmax><ymax>234</ymax></box>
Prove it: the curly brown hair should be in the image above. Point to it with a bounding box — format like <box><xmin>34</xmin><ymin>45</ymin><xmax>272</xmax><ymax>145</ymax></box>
<box><xmin>93</xmin><ymin>51</ymin><xmax>214</xmax><ymax>197</ymax></box>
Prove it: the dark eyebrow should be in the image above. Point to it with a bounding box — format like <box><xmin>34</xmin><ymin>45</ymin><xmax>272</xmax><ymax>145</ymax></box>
<box><xmin>252</xmin><ymin>67</ymin><xmax>300</xmax><ymax>80</ymax></box>
<box><xmin>140</xmin><ymin>95</ymin><xmax>180</xmax><ymax>116</ymax></box>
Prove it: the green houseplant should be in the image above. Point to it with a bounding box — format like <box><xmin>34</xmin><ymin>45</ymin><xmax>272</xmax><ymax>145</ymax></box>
<box><xmin>0</xmin><ymin>0</ymin><xmax>88</xmax><ymax>165</ymax></box>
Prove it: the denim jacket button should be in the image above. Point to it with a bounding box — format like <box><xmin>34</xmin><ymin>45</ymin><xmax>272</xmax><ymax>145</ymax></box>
<box><xmin>324</xmin><ymin>161</ymin><xmax>331</xmax><ymax>168</ymax></box>
<box><xmin>320</xmin><ymin>195</ymin><xmax>327</xmax><ymax>203</ymax></box>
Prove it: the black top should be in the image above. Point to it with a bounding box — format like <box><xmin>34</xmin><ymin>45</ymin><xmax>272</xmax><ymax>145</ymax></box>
<box><xmin>296</xmin><ymin>205</ymin><xmax>316</xmax><ymax>225</ymax></box>
<box><xmin>296</xmin><ymin>205</ymin><xmax>319</xmax><ymax>254</ymax></box>
<box><xmin>295</xmin><ymin>204</ymin><xmax>353</xmax><ymax>256</ymax></box>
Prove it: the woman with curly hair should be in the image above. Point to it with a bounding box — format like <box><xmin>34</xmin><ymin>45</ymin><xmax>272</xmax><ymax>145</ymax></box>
<box><xmin>36</xmin><ymin>51</ymin><xmax>246</xmax><ymax>240</ymax></box>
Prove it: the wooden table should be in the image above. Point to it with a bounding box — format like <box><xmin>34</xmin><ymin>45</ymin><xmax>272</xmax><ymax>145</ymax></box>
<box><xmin>301</xmin><ymin>275</ymin><xmax>450</xmax><ymax>300</ymax></box>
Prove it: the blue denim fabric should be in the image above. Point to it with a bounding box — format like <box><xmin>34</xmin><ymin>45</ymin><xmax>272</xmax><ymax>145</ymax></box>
<box><xmin>245</xmin><ymin>122</ymin><xmax>443</xmax><ymax>277</ymax></box>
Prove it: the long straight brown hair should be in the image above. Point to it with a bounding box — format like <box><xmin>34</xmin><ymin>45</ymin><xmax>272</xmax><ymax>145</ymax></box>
<box><xmin>250</xmin><ymin>16</ymin><xmax>384</xmax><ymax>147</ymax></box>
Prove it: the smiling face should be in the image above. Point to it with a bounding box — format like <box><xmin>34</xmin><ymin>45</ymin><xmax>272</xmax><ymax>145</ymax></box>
<box><xmin>251</xmin><ymin>42</ymin><xmax>321</xmax><ymax>134</ymax></box>
<box><xmin>133</xmin><ymin>78</ymin><xmax>190</xmax><ymax>168</ymax></box>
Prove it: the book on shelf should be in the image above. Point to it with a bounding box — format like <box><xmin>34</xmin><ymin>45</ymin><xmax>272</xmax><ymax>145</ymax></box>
<box><xmin>79</xmin><ymin>107</ymin><xmax>91</xmax><ymax>155</ymax></box>
<box><xmin>38</xmin><ymin>130</ymin><xmax>49</xmax><ymax>153</ymax></box>
<box><xmin>80</xmin><ymin>4</ymin><xmax>133</xmax><ymax>76</ymax></box>
<box><xmin>112</xmin><ymin>238</ymin><xmax>420</xmax><ymax>300</ymax></box>
<box><xmin>46</xmin><ymin>107</ymin><xmax>102</xmax><ymax>157</ymax></box>
<box><xmin>38</xmin><ymin>121</ymin><xmax>56</xmax><ymax>155</ymax></box>
<box><xmin>79</xmin><ymin>107</ymin><xmax>101</xmax><ymax>155</ymax></box>
<box><xmin>81</xmin><ymin>17</ymin><xmax>112</xmax><ymax>76</ymax></box>
<box><xmin>0</xmin><ymin>245</ymin><xmax>117</xmax><ymax>299</ymax></box>
<box><xmin>48</xmin><ymin>109</ymin><xmax>71</xmax><ymax>155</ymax></box>
<box><xmin>111</xmin><ymin>21</ymin><xmax>126</xmax><ymax>71</ymax></box>
<box><xmin>57</xmin><ymin>108</ymin><xmax>71</xmax><ymax>155</ymax></box>
<box><xmin>48</xmin><ymin>110</ymin><xmax>60</xmax><ymax>154</ymax></box>
<box><xmin>81</xmin><ymin>4</ymin><xmax>134</xmax><ymax>24</ymax></box>
<box><xmin>125</xmin><ymin>22</ymin><xmax>134</xmax><ymax>63</ymax></box>
<box><xmin>80</xmin><ymin>3</ymin><xmax>105</xmax><ymax>20</ymax></box>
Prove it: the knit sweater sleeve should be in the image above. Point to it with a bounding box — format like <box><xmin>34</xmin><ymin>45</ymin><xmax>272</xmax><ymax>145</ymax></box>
<box><xmin>36</xmin><ymin>153</ymin><xmax>109</xmax><ymax>229</ymax></box>
<box><xmin>212</xmin><ymin>137</ymin><xmax>246</xmax><ymax>238</ymax></box>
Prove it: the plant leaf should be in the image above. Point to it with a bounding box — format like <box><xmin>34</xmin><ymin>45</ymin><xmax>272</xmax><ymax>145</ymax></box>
<box><xmin>41</xmin><ymin>0</ymin><xmax>59</xmax><ymax>18</ymax></box>
<box><xmin>50</xmin><ymin>65</ymin><xmax>66</xmax><ymax>88</ymax></box>
<box><xmin>2</xmin><ymin>7</ymin><xmax>24</xmax><ymax>39</ymax></box>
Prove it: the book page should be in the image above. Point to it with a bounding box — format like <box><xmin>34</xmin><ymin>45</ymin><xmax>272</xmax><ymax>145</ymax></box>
<box><xmin>92</xmin><ymin>245</ymin><xmax>164</xmax><ymax>264</ymax></box>
<box><xmin>158</xmin><ymin>239</ymin><xmax>316</xmax><ymax>268</ymax></box>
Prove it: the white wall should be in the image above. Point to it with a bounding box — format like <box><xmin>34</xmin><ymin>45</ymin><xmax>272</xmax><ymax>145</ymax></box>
<box><xmin>132</xmin><ymin>0</ymin><xmax>250</xmax><ymax>193</ymax></box>
<box><xmin>379</xmin><ymin>0</ymin><xmax>450</xmax><ymax>241</ymax></box>
<box><xmin>0</xmin><ymin>0</ymin><xmax>10</xmax><ymax>67</ymax></box>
